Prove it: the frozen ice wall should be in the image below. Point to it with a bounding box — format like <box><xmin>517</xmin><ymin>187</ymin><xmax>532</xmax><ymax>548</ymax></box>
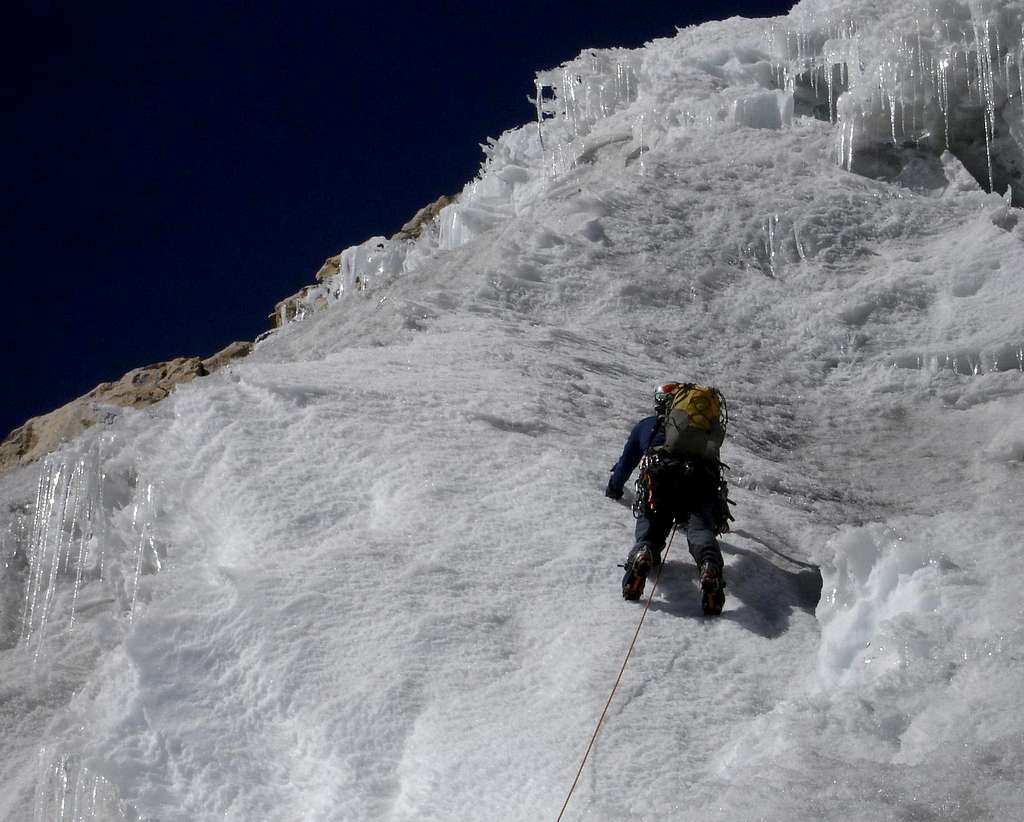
<box><xmin>0</xmin><ymin>427</ymin><xmax>166</xmax><ymax>819</ymax></box>
<box><xmin>2</xmin><ymin>433</ymin><xmax>163</xmax><ymax>662</ymax></box>
<box><xmin>31</xmin><ymin>749</ymin><xmax>141</xmax><ymax>822</ymax></box>
<box><xmin>2</xmin><ymin>0</ymin><xmax>1024</xmax><ymax>819</ymax></box>
<box><xmin>281</xmin><ymin>0</ymin><xmax>1024</xmax><ymax>329</ymax></box>
<box><xmin>776</xmin><ymin>0</ymin><xmax>1024</xmax><ymax>199</ymax></box>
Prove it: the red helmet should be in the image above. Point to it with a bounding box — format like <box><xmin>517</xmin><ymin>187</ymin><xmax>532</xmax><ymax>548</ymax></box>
<box><xmin>654</xmin><ymin>382</ymin><xmax>679</xmax><ymax>415</ymax></box>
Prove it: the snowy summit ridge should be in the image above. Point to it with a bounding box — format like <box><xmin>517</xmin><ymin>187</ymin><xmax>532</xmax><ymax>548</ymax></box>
<box><xmin>2</xmin><ymin>0</ymin><xmax>1023</xmax><ymax>820</ymax></box>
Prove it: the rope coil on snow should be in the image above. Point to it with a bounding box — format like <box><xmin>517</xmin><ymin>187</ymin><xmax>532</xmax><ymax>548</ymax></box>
<box><xmin>555</xmin><ymin>525</ymin><xmax>677</xmax><ymax>822</ymax></box>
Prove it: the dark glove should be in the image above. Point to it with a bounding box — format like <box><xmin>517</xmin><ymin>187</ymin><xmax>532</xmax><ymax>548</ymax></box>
<box><xmin>604</xmin><ymin>480</ymin><xmax>623</xmax><ymax>500</ymax></box>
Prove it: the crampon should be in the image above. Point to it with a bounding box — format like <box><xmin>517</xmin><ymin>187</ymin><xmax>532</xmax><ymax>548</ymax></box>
<box><xmin>699</xmin><ymin>562</ymin><xmax>726</xmax><ymax>616</ymax></box>
<box><xmin>620</xmin><ymin>545</ymin><xmax>653</xmax><ymax>601</ymax></box>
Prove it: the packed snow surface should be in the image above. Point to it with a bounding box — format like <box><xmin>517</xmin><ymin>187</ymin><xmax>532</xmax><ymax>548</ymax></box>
<box><xmin>3</xmin><ymin>0</ymin><xmax>1024</xmax><ymax>819</ymax></box>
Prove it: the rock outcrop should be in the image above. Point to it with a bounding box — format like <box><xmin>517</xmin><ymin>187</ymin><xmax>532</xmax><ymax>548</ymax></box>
<box><xmin>270</xmin><ymin>284</ymin><xmax>332</xmax><ymax>329</ymax></box>
<box><xmin>0</xmin><ymin>341</ymin><xmax>252</xmax><ymax>475</ymax></box>
<box><xmin>391</xmin><ymin>194</ymin><xmax>454</xmax><ymax>241</ymax></box>
<box><xmin>6</xmin><ymin>191</ymin><xmax>458</xmax><ymax>471</ymax></box>
<box><xmin>269</xmin><ymin>193</ymin><xmax>456</xmax><ymax>328</ymax></box>
<box><xmin>314</xmin><ymin>254</ymin><xmax>342</xmax><ymax>283</ymax></box>
<box><xmin>199</xmin><ymin>340</ymin><xmax>252</xmax><ymax>373</ymax></box>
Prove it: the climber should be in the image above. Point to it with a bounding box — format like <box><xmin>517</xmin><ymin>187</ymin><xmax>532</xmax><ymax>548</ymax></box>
<box><xmin>605</xmin><ymin>382</ymin><xmax>731</xmax><ymax>615</ymax></box>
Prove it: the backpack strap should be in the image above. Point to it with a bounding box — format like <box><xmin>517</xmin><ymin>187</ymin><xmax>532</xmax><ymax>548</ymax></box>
<box><xmin>647</xmin><ymin>414</ymin><xmax>666</xmax><ymax>454</ymax></box>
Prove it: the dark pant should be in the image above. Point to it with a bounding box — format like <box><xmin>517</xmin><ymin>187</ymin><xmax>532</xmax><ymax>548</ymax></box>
<box><xmin>632</xmin><ymin>497</ymin><xmax>722</xmax><ymax>571</ymax></box>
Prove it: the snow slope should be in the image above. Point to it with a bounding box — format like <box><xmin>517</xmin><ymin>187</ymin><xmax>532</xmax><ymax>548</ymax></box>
<box><xmin>2</xmin><ymin>0</ymin><xmax>1023</xmax><ymax>819</ymax></box>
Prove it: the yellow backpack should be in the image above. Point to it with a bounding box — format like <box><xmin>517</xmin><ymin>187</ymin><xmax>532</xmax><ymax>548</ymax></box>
<box><xmin>662</xmin><ymin>384</ymin><xmax>727</xmax><ymax>461</ymax></box>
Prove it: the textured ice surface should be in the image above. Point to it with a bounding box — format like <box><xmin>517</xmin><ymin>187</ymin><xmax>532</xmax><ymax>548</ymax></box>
<box><xmin>2</xmin><ymin>0</ymin><xmax>1024</xmax><ymax>820</ymax></box>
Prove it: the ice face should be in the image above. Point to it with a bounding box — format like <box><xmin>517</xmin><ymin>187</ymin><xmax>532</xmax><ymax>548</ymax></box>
<box><xmin>534</xmin><ymin>50</ymin><xmax>641</xmax><ymax>148</ymax></box>
<box><xmin>31</xmin><ymin>749</ymin><xmax>140</xmax><ymax>822</ymax></box>
<box><xmin>2</xmin><ymin>1</ymin><xmax>1024</xmax><ymax>820</ymax></box>
<box><xmin>773</xmin><ymin>1</ymin><xmax>1024</xmax><ymax>201</ymax></box>
<box><xmin>8</xmin><ymin>435</ymin><xmax>161</xmax><ymax>664</ymax></box>
<box><xmin>272</xmin><ymin>0</ymin><xmax>1023</xmax><ymax>334</ymax></box>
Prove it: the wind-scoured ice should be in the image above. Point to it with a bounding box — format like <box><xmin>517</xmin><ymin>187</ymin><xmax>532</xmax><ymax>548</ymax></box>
<box><xmin>1</xmin><ymin>0</ymin><xmax>1023</xmax><ymax>820</ymax></box>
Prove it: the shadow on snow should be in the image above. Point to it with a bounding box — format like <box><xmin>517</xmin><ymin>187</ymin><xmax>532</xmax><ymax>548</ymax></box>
<box><xmin>647</xmin><ymin>535</ymin><xmax>822</xmax><ymax>639</ymax></box>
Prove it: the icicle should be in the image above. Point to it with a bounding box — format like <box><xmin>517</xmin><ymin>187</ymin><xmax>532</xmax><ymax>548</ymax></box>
<box><xmin>1019</xmin><ymin>44</ymin><xmax>1024</xmax><ymax>103</ymax></box>
<box><xmin>847</xmin><ymin>116</ymin><xmax>855</xmax><ymax>171</ymax></box>
<box><xmin>994</xmin><ymin>17</ymin><xmax>1002</xmax><ymax>68</ymax></box>
<box><xmin>128</xmin><ymin>483</ymin><xmax>153</xmax><ymax>623</ymax></box>
<box><xmin>793</xmin><ymin>223</ymin><xmax>807</xmax><ymax>262</ymax></box>
<box><xmin>65</xmin><ymin>461</ymin><xmax>85</xmax><ymax>629</ymax></box>
<box><xmin>763</xmin><ymin>214</ymin><xmax>780</xmax><ymax>277</ymax></box>
<box><xmin>887</xmin><ymin>75</ymin><xmax>898</xmax><ymax>145</ymax></box>
<box><xmin>535</xmin><ymin>79</ymin><xmax>545</xmax><ymax>152</ymax></box>
<box><xmin>979</xmin><ymin>19</ymin><xmax>996</xmax><ymax>191</ymax></box>
<box><xmin>21</xmin><ymin>461</ymin><xmax>62</xmax><ymax>651</ymax></box>
<box><xmin>917</xmin><ymin>20</ymin><xmax>925</xmax><ymax>80</ymax></box>
<box><xmin>828</xmin><ymin>62</ymin><xmax>836</xmax><ymax>123</ymax></box>
<box><xmin>637</xmin><ymin>112</ymin><xmax>646</xmax><ymax>176</ymax></box>
<box><xmin>938</xmin><ymin>58</ymin><xmax>951</xmax><ymax>150</ymax></box>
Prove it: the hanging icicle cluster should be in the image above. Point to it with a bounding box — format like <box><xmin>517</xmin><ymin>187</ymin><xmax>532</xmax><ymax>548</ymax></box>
<box><xmin>14</xmin><ymin>437</ymin><xmax>160</xmax><ymax>662</ymax></box>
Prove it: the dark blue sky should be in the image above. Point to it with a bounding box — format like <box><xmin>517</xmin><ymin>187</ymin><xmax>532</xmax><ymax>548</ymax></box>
<box><xmin>3</xmin><ymin>0</ymin><xmax>793</xmax><ymax>440</ymax></box>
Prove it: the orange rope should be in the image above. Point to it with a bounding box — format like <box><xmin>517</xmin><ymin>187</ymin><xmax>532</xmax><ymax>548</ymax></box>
<box><xmin>555</xmin><ymin>526</ymin><xmax>677</xmax><ymax>822</ymax></box>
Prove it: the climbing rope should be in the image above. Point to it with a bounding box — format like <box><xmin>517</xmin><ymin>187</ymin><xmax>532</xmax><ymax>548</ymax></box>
<box><xmin>555</xmin><ymin>525</ymin><xmax>678</xmax><ymax>822</ymax></box>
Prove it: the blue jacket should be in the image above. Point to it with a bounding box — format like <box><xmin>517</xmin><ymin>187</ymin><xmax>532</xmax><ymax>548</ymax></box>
<box><xmin>608</xmin><ymin>415</ymin><xmax>665</xmax><ymax>494</ymax></box>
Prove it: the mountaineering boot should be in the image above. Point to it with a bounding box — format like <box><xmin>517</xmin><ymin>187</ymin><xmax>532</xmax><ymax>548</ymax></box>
<box><xmin>699</xmin><ymin>562</ymin><xmax>726</xmax><ymax>616</ymax></box>
<box><xmin>621</xmin><ymin>545</ymin><xmax>653</xmax><ymax>601</ymax></box>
